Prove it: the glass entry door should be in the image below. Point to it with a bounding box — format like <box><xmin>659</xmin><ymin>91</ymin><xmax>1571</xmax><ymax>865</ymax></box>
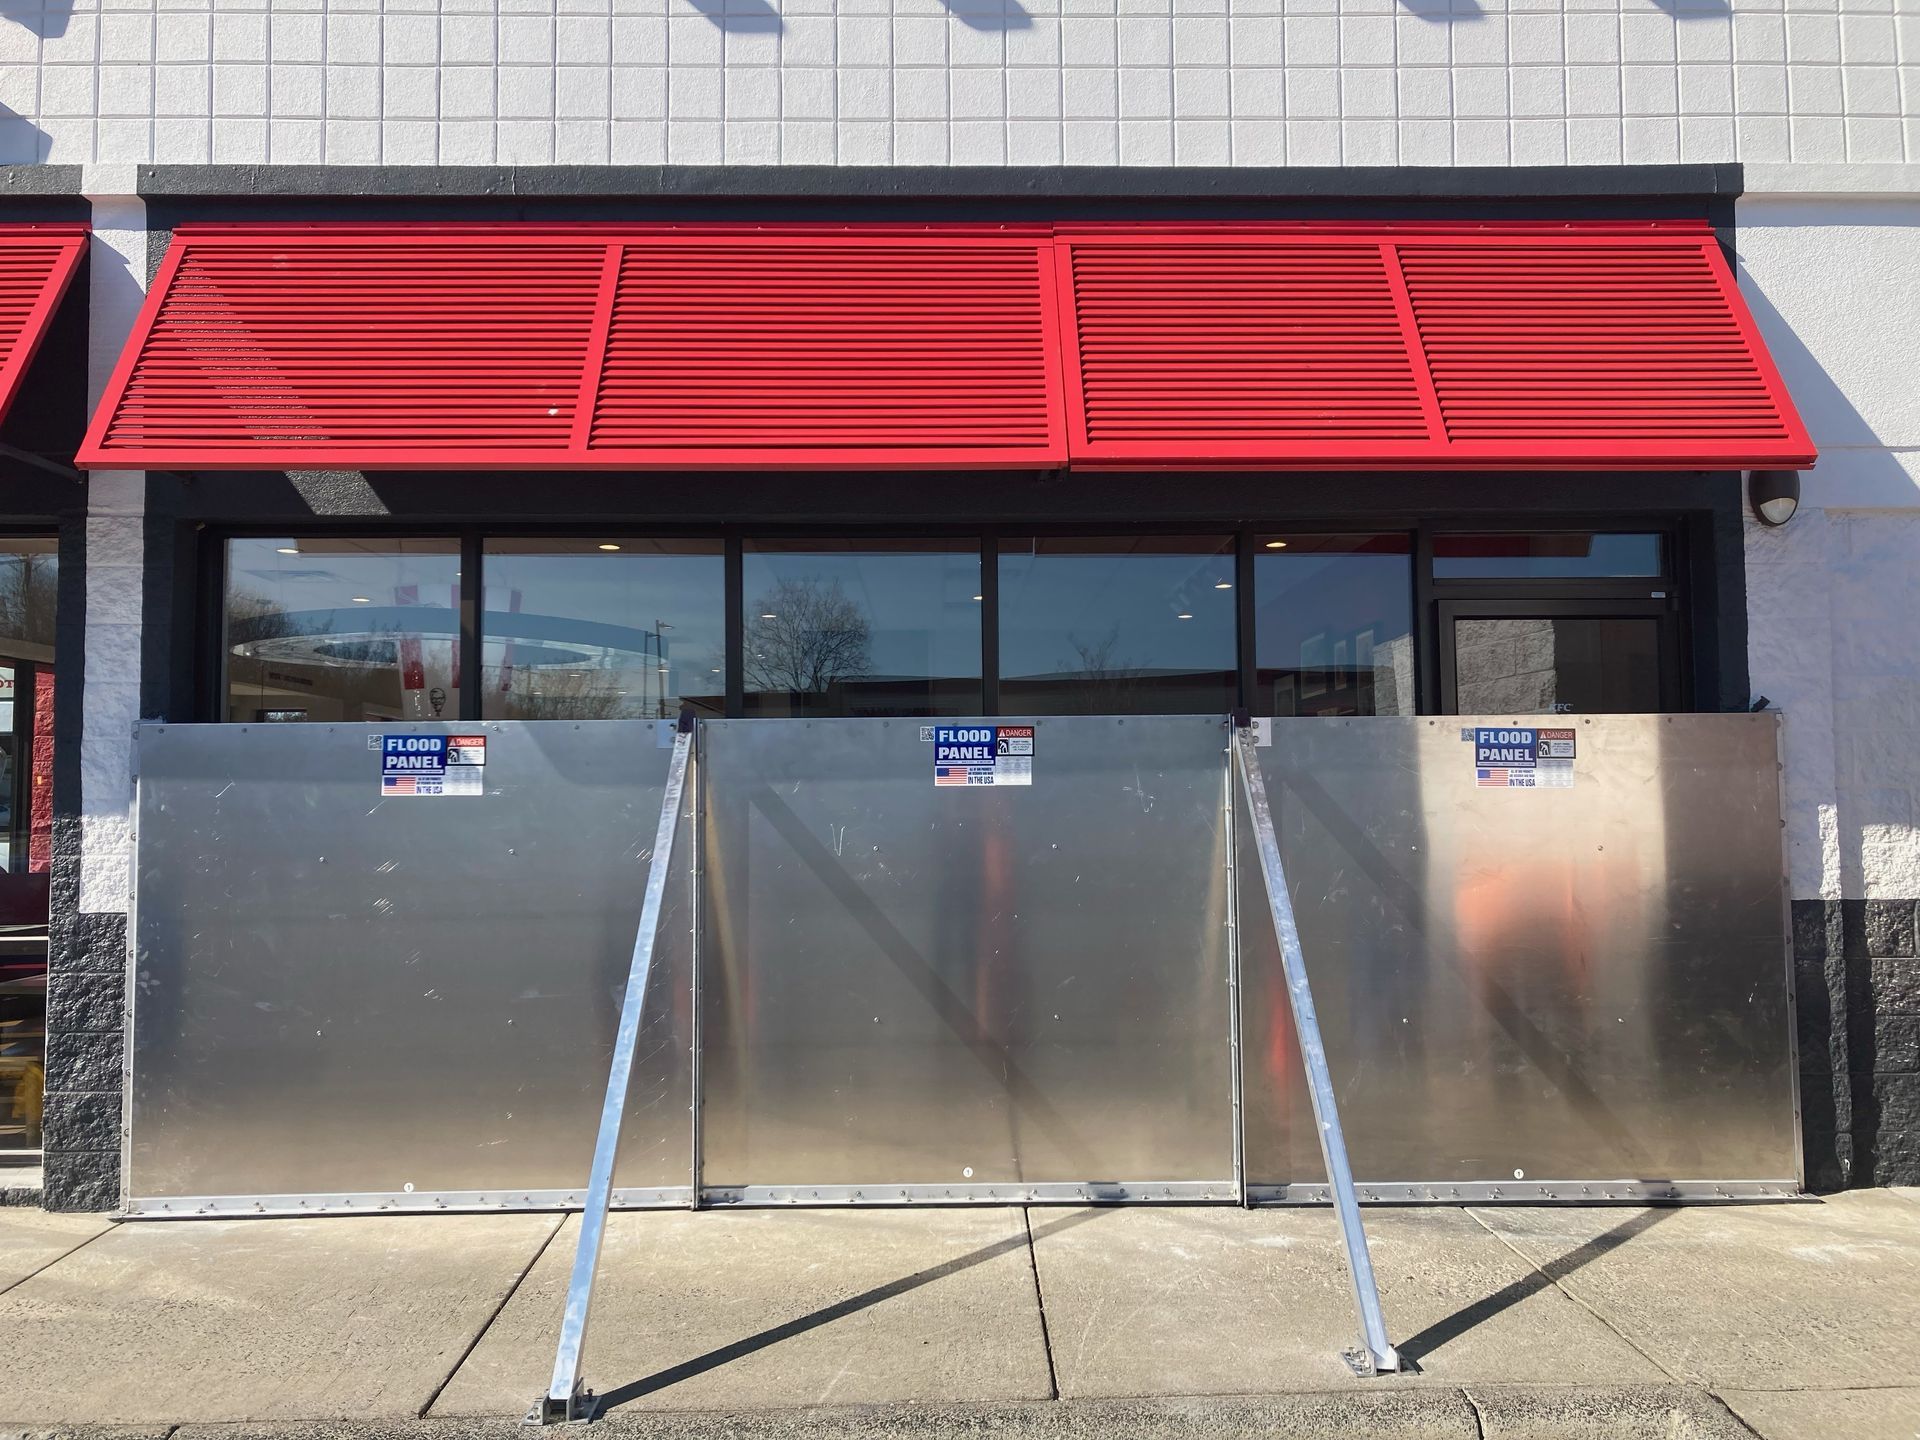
<box><xmin>1439</xmin><ymin>600</ymin><xmax>1677</xmax><ymax>715</ymax></box>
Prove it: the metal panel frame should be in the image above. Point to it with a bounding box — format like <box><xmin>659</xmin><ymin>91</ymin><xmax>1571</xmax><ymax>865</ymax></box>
<box><xmin>1233</xmin><ymin>724</ymin><xmax>1399</xmax><ymax>1376</ymax></box>
<box><xmin>118</xmin><ymin>1176</ymin><xmax>1805</xmax><ymax>1220</ymax></box>
<box><xmin>538</xmin><ymin>722</ymin><xmax>695</xmax><ymax>1424</ymax></box>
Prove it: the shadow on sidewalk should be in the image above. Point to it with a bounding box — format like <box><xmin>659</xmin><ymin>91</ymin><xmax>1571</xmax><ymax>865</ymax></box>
<box><xmin>1397</xmin><ymin>1206</ymin><xmax>1679</xmax><ymax>1365</ymax></box>
<box><xmin>597</xmin><ymin>1207</ymin><xmax>1107</xmax><ymax>1412</ymax></box>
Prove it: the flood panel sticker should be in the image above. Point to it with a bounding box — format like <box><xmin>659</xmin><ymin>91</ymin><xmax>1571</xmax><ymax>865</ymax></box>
<box><xmin>927</xmin><ymin>724</ymin><xmax>1034</xmax><ymax>787</ymax></box>
<box><xmin>378</xmin><ymin>733</ymin><xmax>487</xmax><ymax>797</ymax></box>
<box><xmin>1470</xmin><ymin>726</ymin><xmax>1574</xmax><ymax>790</ymax></box>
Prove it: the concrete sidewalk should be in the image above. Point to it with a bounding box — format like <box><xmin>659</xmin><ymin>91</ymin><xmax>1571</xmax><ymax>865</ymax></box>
<box><xmin>0</xmin><ymin>1192</ymin><xmax>1917</xmax><ymax>1439</ymax></box>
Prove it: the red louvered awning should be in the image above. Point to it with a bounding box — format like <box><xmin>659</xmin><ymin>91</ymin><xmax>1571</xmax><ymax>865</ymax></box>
<box><xmin>0</xmin><ymin>225</ymin><xmax>87</xmax><ymax>430</ymax></box>
<box><xmin>76</xmin><ymin>225</ymin><xmax>1068</xmax><ymax>471</ymax></box>
<box><xmin>1056</xmin><ymin>222</ymin><xmax>1813</xmax><ymax>470</ymax></box>
<box><xmin>76</xmin><ymin>220</ymin><xmax>1813</xmax><ymax>473</ymax></box>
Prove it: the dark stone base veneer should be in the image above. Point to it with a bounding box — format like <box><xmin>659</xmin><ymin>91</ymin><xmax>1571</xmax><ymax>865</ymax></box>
<box><xmin>1794</xmin><ymin>898</ymin><xmax>1920</xmax><ymax>1189</ymax></box>
<box><xmin>41</xmin><ymin>906</ymin><xmax>127</xmax><ymax>1212</ymax></box>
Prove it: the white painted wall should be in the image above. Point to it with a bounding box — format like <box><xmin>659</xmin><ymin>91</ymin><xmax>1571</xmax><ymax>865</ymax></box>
<box><xmin>0</xmin><ymin>0</ymin><xmax>1914</xmax><ymax>169</ymax></box>
<box><xmin>1736</xmin><ymin>194</ymin><xmax>1920</xmax><ymax>900</ymax></box>
<box><xmin>77</xmin><ymin>178</ymin><xmax>147</xmax><ymax>917</ymax></box>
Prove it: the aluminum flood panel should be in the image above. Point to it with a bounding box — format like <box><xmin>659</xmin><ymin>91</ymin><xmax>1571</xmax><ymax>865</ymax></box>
<box><xmin>128</xmin><ymin>721</ymin><xmax>695</xmax><ymax>1208</ymax></box>
<box><xmin>696</xmin><ymin>715</ymin><xmax>1235</xmax><ymax>1192</ymax></box>
<box><xmin>1238</xmin><ymin>713</ymin><xmax>1798</xmax><ymax>1193</ymax></box>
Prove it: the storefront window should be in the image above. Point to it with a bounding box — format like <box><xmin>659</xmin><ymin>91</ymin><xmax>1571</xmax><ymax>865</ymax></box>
<box><xmin>1256</xmin><ymin>534</ymin><xmax>1414</xmax><ymax>717</ymax></box>
<box><xmin>1433</xmin><ymin>532</ymin><xmax>1664</xmax><ymax>579</ymax></box>
<box><xmin>481</xmin><ymin>540</ymin><xmax>725</xmax><ymax>720</ymax></box>
<box><xmin>741</xmin><ymin>540</ymin><xmax>982</xmax><ymax>717</ymax></box>
<box><xmin>224</xmin><ymin>538</ymin><xmax>461</xmax><ymax>722</ymax></box>
<box><xmin>0</xmin><ymin>536</ymin><xmax>54</xmax><ymax>1157</ymax></box>
<box><xmin>1453</xmin><ymin>616</ymin><xmax>1665</xmax><ymax>714</ymax></box>
<box><xmin>999</xmin><ymin>537</ymin><xmax>1236</xmax><ymax>715</ymax></box>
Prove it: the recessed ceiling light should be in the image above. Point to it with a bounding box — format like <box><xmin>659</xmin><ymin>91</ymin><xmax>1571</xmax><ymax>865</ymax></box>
<box><xmin>276</xmin><ymin>546</ymin><xmax>299</xmax><ymax>555</ymax></box>
<box><xmin>1214</xmin><ymin>581</ymin><xmax>1232</xmax><ymax>590</ymax></box>
<box><xmin>598</xmin><ymin>543</ymin><xmax>621</xmax><ymax>551</ymax></box>
<box><xmin>972</xmin><ymin>594</ymin><xmax>983</xmax><ymax>601</ymax></box>
<box><xmin>1177</xmin><ymin>612</ymin><xmax>1193</xmax><ymax>621</ymax></box>
<box><xmin>350</xmin><ymin>596</ymin><xmax>372</xmax><ymax>604</ymax></box>
<box><xmin>711</xmin><ymin>668</ymin><xmax>722</xmax><ymax>674</ymax></box>
<box><xmin>1265</xmin><ymin>540</ymin><xmax>1288</xmax><ymax>549</ymax></box>
<box><xmin>760</xmin><ymin>612</ymin><xmax>778</xmax><ymax>620</ymax></box>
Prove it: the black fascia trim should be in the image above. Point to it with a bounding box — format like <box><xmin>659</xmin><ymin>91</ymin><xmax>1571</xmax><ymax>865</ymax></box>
<box><xmin>159</xmin><ymin>467</ymin><xmax>1740</xmax><ymax>528</ymax></box>
<box><xmin>136</xmin><ymin>162</ymin><xmax>1743</xmax><ymax>202</ymax></box>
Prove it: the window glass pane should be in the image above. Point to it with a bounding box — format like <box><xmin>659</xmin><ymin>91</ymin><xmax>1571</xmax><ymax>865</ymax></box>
<box><xmin>742</xmin><ymin>539</ymin><xmax>981</xmax><ymax>717</ymax></box>
<box><xmin>1433</xmin><ymin>532</ymin><xmax>1664</xmax><ymax>579</ymax></box>
<box><xmin>0</xmin><ymin>539</ymin><xmax>54</xmax><ymax>1152</ymax></box>
<box><xmin>1454</xmin><ymin>616</ymin><xmax>1664</xmax><ymax>715</ymax></box>
<box><xmin>0</xmin><ymin>538</ymin><xmax>57</xmax><ymax>659</ymax></box>
<box><xmin>224</xmin><ymin>538</ymin><xmax>460</xmax><ymax>723</ymax></box>
<box><xmin>998</xmin><ymin>536</ymin><xmax>1236</xmax><ymax>715</ymax></box>
<box><xmin>481</xmin><ymin>540</ymin><xmax>725</xmax><ymax>721</ymax></box>
<box><xmin>1256</xmin><ymin>533</ymin><xmax>1414</xmax><ymax>717</ymax></box>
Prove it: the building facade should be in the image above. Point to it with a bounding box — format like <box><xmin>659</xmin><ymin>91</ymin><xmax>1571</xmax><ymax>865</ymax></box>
<box><xmin>0</xmin><ymin>0</ymin><xmax>1913</xmax><ymax>1210</ymax></box>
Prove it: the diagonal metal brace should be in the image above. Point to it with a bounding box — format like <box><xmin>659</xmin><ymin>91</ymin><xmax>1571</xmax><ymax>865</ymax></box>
<box><xmin>529</xmin><ymin>713</ymin><xmax>697</xmax><ymax>1424</ymax></box>
<box><xmin>1233</xmin><ymin>721</ymin><xmax>1401</xmax><ymax>1376</ymax></box>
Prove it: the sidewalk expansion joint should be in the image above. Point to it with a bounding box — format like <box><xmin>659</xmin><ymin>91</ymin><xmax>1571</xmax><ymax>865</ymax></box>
<box><xmin>0</xmin><ymin>1221</ymin><xmax>116</xmax><ymax>1301</ymax></box>
<box><xmin>417</xmin><ymin>1211</ymin><xmax>567</xmax><ymax>1419</ymax></box>
<box><xmin>1464</xmin><ymin>1207</ymin><xmax>1681</xmax><ymax>1384</ymax></box>
<box><xmin>1022</xmin><ymin>1206</ymin><xmax>1060</xmax><ymax>1402</ymax></box>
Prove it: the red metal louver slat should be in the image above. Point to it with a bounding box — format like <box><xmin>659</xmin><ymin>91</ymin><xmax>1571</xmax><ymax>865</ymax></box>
<box><xmin>586</xmin><ymin>232</ymin><xmax>1066</xmax><ymax>466</ymax></box>
<box><xmin>76</xmin><ymin>225</ymin><xmax>1068</xmax><ymax>471</ymax></box>
<box><xmin>1056</xmin><ymin>223</ymin><xmax>1815</xmax><ymax>471</ymax></box>
<box><xmin>0</xmin><ymin>225</ymin><xmax>87</xmax><ymax>431</ymax></box>
<box><xmin>76</xmin><ymin>221</ymin><xmax>1812</xmax><ymax>475</ymax></box>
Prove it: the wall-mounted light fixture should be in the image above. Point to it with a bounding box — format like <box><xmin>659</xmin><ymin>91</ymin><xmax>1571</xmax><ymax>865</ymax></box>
<box><xmin>1749</xmin><ymin>469</ymin><xmax>1801</xmax><ymax>527</ymax></box>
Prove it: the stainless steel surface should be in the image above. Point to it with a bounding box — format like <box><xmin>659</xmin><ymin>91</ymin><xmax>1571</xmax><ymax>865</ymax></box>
<box><xmin>702</xmin><ymin>1180</ymin><xmax>1236</xmax><ymax>1205</ymax></box>
<box><xmin>1223</xmin><ymin>757</ymin><xmax>1248</xmax><ymax>1207</ymax></box>
<box><xmin>125</xmin><ymin>712</ymin><xmax>1799</xmax><ymax>1217</ymax></box>
<box><xmin>1247</xmin><ymin>1179</ymin><xmax>1804</xmax><ymax>1205</ymax></box>
<box><xmin>697</xmin><ymin>715</ymin><xmax>1236</xmax><ymax>1191</ymax></box>
<box><xmin>1239</xmin><ymin>714</ymin><xmax>1799</xmax><ymax>1191</ymax></box>
<box><xmin>127</xmin><ymin>721</ymin><xmax>696</xmax><ymax>1205</ymax></box>
<box><xmin>544</xmin><ymin>728</ymin><xmax>693</xmax><ymax>1422</ymax></box>
<box><xmin>122</xmin><ymin>1187</ymin><xmax>692</xmax><ymax>1217</ymax></box>
<box><xmin>1234</xmin><ymin>727</ymin><xmax>1399</xmax><ymax>1376</ymax></box>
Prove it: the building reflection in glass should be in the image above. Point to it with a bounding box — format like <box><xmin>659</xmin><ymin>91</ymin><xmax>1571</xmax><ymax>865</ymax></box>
<box><xmin>998</xmin><ymin>536</ymin><xmax>1236</xmax><ymax>715</ymax></box>
<box><xmin>741</xmin><ymin>539</ymin><xmax>981</xmax><ymax>717</ymax></box>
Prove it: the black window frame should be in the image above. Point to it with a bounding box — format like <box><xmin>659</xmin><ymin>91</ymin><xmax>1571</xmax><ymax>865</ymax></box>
<box><xmin>197</xmin><ymin>514</ymin><xmax>1699</xmax><ymax>723</ymax></box>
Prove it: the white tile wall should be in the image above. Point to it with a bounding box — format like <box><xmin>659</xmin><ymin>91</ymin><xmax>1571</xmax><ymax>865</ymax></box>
<box><xmin>0</xmin><ymin>0</ymin><xmax>1913</xmax><ymax>168</ymax></box>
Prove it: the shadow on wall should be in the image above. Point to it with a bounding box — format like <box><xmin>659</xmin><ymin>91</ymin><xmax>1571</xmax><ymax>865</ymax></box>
<box><xmin>0</xmin><ymin>0</ymin><xmax>67</xmax><ymax>158</ymax></box>
<box><xmin>682</xmin><ymin>0</ymin><xmax>1032</xmax><ymax>30</ymax></box>
<box><xmin>0</xmin><ymin>105</ymin><xmax>47</xmax><ymax>165</ymax></box>
<box><xmin>0</xmin><ymin>0</ymin><xmax>71</xmax><ymax>38</ymax></box>
<box><xmin>1736</xmin><ymin>253</ymin><xmax>1910</xmax><ymax>502</ymax></box>
<box><xmin>1647</xmin><ymin>0</ymin><xmax>1733</xmax><ymax>13</ymax></box>
<box><xmin>938</xmin><ymin>0</ymin><xmax>1032</xmax><ymax>31</ymax></box>
<box><xmin>684</xmin><ymin>0</ymin><xmax>781</xmax><ymax>33</ymax></box>
<box><xmin>1396</xmin><ymin>0</ymin><xmax>1486</xmax><ymax>19</ymax></box>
